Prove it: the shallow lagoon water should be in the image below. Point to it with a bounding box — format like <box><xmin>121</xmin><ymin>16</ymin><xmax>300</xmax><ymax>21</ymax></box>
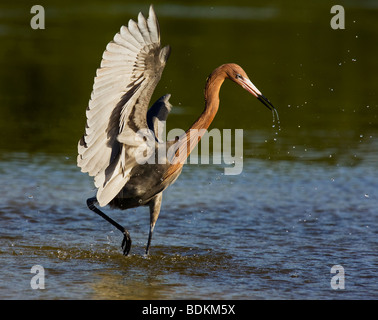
<box><xmin>0</xmin><ymin>151</ymin><xmax>377</xmax><ymax>299</ymax></box>
<box><xmin>0</xmin><ymin>1</ymin><xmax>378</xmax><ymax>299</ymax></box>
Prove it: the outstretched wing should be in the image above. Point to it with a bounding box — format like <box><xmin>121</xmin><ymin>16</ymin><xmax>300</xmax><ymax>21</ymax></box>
<box><xmin>77</xmin><ymin>5</ymin><xmax>171</xmax><ymax>207</ymax></box>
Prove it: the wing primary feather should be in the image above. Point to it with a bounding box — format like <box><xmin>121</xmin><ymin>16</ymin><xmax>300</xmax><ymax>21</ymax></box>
<box><xmin>119</xmin><ymin>26</ymin><xmax>142</xmax><ymax>50</ymax></box>
<box><xmin>128</xmin><ymin>19</ymin><xmax>144</xmax><ymax>45</ymax></box>
<box><xmin>147</xmin><ymin>5</ymin><xmax>160</xmax><ymax>43</ymax></box>
<box><xmin>138</xmin><ymin>12</ymin><xmax>152</xmax><ymax>44</ymax></box>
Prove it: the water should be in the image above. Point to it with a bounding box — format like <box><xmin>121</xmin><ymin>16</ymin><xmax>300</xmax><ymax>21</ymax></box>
<box><xmin>1</xmin><ymin>0</ymin><xmax>378</xmax><ymax>300</ymax></box>
<box><xmin>0</xmin><ymin>152</ymin><xmax>377</xmax><ymax>299</ymax></box>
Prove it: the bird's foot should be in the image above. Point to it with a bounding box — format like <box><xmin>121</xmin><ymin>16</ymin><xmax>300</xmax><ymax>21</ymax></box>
<box><xmin>121</xmin><ymin>229</ymin><xmax>132</xmax><ymax>256</ymax></box>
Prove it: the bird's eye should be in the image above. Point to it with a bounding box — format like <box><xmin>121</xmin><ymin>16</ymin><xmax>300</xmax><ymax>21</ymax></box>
<box><xmin>236</xmin><ymin>74</ymin><xmax>243</xmax><ymax>80</ymax></box>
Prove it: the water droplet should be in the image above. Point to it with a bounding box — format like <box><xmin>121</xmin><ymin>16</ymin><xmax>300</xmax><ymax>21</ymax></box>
<box><xmin>364</xmin><ymin>194</ymin><xmax>369</xmax><ymax>198</ymax></box>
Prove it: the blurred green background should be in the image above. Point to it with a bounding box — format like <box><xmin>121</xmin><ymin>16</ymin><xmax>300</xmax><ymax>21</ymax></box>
<box><xmin>0</xmin><ymin>0</ymin><xmax>377</xmax><ymax>164</ymax></box>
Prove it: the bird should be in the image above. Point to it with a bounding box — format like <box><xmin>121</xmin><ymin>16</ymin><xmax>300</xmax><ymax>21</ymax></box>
<box><xmin>77</xmin><ymin>5</ymin><xmax>276</xmax><ymax>256</ymax></box>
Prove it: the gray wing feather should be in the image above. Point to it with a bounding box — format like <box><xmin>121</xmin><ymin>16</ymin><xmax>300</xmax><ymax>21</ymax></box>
<box><xmin>77</xmin><ymin>5</ymin><xmax>170</xmax><ymax>207</ymax></box>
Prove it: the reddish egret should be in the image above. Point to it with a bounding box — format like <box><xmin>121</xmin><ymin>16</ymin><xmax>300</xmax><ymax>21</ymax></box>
<box><xmin>77</xmin><ymin>6</ymin><xmax>276</xmax><ymax>255</ymax></box>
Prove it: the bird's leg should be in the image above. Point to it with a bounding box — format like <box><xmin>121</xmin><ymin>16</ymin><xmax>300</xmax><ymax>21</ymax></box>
<box><xmin>146</xmin><ymin>193</ymin><xmax>163</xmax><ymax>255</ymax></box>
<box><xmin>86</xmin><ymin>197</ymin><xmax>132</xmax><ymax>256</ymax></box>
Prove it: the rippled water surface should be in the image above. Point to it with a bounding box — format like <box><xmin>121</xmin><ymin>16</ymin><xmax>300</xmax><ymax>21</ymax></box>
<box><xmin>1</xmin><ymin>0</ymin><xmax>377</xmax><ymax>299</ymax></box>
<box><xmin>1</xmin><ymin>152</ymin><xmax>377</xmax><ymax>299</ymax></box>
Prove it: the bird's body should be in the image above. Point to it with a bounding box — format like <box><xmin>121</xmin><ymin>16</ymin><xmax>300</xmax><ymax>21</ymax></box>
<box><xmin>78</xmin><ymin>6</ymin><xmax>276</xmax><ymax>255</ymax></box>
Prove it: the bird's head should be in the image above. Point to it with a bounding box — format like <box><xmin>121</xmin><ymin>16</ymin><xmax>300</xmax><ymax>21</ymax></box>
<box><xmin>225</xmin><ymin>63</ymin><xmax>275</xmax><ymax>111</ymax></box>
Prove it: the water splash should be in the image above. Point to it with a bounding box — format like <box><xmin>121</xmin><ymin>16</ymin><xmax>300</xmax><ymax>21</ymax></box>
<box><xmin>271</xmin><ymin>108</ymin><xmax>281</xmax><ymax>141</ymax></box>
<box><xmin>271</xmin><ymin>108</ymin><xmax>280</xmax><ymax>128</ymax></box>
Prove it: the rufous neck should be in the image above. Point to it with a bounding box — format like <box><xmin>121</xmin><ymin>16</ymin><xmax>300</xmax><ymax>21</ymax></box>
<box><xmin>189</xmin><ymin>67</ymin><xmax>227</xmax><ymax>132</ymax></box>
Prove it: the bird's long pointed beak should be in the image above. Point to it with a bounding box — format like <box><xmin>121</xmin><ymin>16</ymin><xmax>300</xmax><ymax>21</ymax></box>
<box><xmin>257</xmin><ymin>94</ymin><xmax>275</xmax><ymax>111</ymax></box>
<box><xmin>240</xmin><ymin>78</ymin><xmax>275</xmax><ymax>111</ymax></box>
